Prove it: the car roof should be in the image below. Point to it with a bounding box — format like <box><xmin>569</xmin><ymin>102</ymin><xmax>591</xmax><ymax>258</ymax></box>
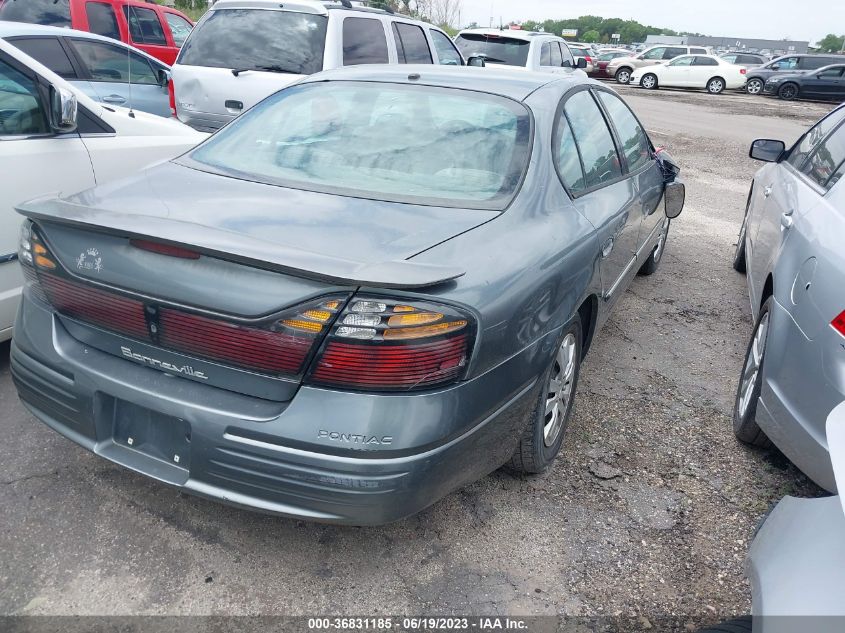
<box><xmin>456</xmin><ymin>28</ymin><xmax>563</xmax><ymax>42</ymax></box>
<box><xmin>209</xmin><ymin>0</ymin><xmax>412</xmax><ymax>17</ymax></box>
<box><xmin>301</xmin><ymin>64</ymin><xmax>587</xmax><ymax>101</ymax></box>
<box><xmin>0</xmin><ymin>20</ymin><xmax>169</xmax><ymax>66</ymax></box>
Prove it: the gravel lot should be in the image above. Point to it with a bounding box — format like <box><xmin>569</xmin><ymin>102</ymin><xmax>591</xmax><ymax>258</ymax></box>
<box><xmin>0</xmin><ymin>86</ymin><xmax>838</xmax><ymax>626</ymax></box>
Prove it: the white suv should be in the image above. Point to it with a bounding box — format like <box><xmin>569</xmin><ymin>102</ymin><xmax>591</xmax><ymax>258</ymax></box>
<box><xmin>172</xmin><ymin>0</ymin><xmax>464</xmax><ymax>132</ymax></box>
<box><xmin>453</xmin><ymin>29</ymin><xmax>585</xmax><ymax>74</ymax></box>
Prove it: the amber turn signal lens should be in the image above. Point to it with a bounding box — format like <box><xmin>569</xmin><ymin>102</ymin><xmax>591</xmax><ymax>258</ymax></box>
<box><xmin>387</xmin><ymin>312</ymin><xmax>443</xmax><ymax>327</ymax></box>
<box><xmin>281</xmin><ymin>319</ymin><xmax>323</xmax><ymax>333</ymax></box>
<box><xmin>34</xmin><ymin>255</ymin><xmax>56</xmax><ymax>269</ymax></box>
<box><xmin>34</xmin><ymin>243</ymin><xmax>48</xmax><ymax>255</ymax></box>
<box><xmin>323</xmin><ymin>300</ymin><xmax>341</xmax><ymax>310</ymax></box>
<box><xmin>383</xmin><ymin>320</ymin><xmax>467</xmax><ymax>340</ymax></box>
<box><xmin>392</xmin><ymin>305</ymin><xmax>415</xmax><ymax>313</ymax></box>
<box><xmin>303</xmin><ymin>309</ymin><xmax>332</xmax><ymax>322</ymax></box>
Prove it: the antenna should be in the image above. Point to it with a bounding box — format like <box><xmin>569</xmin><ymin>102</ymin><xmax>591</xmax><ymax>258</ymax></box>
<box><xmin>126</xmin><ymin>39</ymin><xmax>135</xmax><ymax>118</ymax></box>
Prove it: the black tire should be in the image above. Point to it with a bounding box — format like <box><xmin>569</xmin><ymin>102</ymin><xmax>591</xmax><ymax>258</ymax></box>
<box><xmin>732</xmin><ymin>216</ymin><xmax>747</xmax><ymax>273</ymax></box>
<box><xmin>638</xmin><ymin>218</ymin><xmax>669</xmax><ymax>276</ymax></box>
<box><xmin>707</xmin><ymin>76</ymin><xmax>726</xmax><ymax>94</ymax></box>
<box><xmin>733</xmin><ymin>297</ymin><xmax>774</xmax><ymax>448</ymax></box>
<box><xmin>695</xmin><ymin>617</ymin><xmax>752</xmax><ymax>633</ymax></box>
<box><xmin>508</xmin><ymin>316</ymin><xmax>582</xmax><ymax>474</ymax></box>
<box><xmin>745</xmin><ymin>78</ymin><xmax>764</xmax><ymax>95</ymax></box>
<box><xmin>641</xmin><ymin>73</ymin><xmax>658</xmax><ymax>89</ymax></box>
<box><xmin>615</xmin><ymin>67</ymin><xmax>632</xmax><ymax>84</ymax></box>
<box><xmin>778</xmin><ymin>82</ymin><xmax>799</xmax><ymax>100</ymax></box>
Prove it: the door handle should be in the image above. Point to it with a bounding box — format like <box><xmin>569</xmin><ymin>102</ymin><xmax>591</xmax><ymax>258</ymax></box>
<box><xmin>781</xmin><ymin>209</ymin><xmax>794</xmax><ymax>229</ymax></box>
<box><xmin>102</xmin><ymin>95</ymin><xmax>126</xmax><ymax>104</ymax></box>
<box><xmin>601</xmin><ymin>237</ymin><xmax>614</xmax><ymax>258</ymax></box>
<box><xmin>763</xmin><ymin>185</ymin><xmax>773</xmax><ymax>197</ymax></box>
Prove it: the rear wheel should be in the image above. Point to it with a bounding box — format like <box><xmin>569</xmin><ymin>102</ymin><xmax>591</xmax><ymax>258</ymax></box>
<box><xmin>778</xmin><ymin>82</ymin><xmax>799</xmax><ymax>100</ymax></box>
<box><xmin>508</xmin><ymin>316</ymin><xmax>582</xmax><ymax>474</ymax></box>
<box><xmin>745</xmin><ymin>78</ymin><xmax>764</xmax><ymax>95</ymax></box>
<box><xmin>707</xmin><ymin>77</ymin><xmax>726</xmax><ymax>94</ymax></box>
<box><xmin>733</xmin><ymin>297</ymin><xmax>773</xmax><ymax>448</ymax></box>
<box><xmin>640</xmin><ymin>73</ymin><xmax>658</xmax><ymax>89</ymax></box>
<box><xmin>615</xmin><ymin>67</ymin><xmax>632</xmax><ymax>84</ymax></box>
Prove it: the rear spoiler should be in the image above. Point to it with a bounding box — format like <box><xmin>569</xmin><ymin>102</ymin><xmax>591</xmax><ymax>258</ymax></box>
<box><xmin>16</xmin><ymin>198</ymin><xmax>465</xmax><ymax>290</ymax></box>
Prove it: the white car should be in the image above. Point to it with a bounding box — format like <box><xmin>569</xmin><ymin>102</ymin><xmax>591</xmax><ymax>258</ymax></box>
<box><xmin>630</xmin><ymin>54</ymin><xmax>747</xmax><ymax>94</ymax></box>
<box><xmin>0</xmin><ymin>39</ymin><xmax>205</xmax><ymax>342</ymax></box>
<box><xmin>454</xmin><ymin>28</ymin><xmax>586</xmax><ymax>74</ymax></box>
<box><xmin>173</xmin><ymin>0</ymin><xmax>464</xmax><ymax>132</ymax></box>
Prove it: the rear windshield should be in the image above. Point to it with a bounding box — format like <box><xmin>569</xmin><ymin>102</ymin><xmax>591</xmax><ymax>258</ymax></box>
<box><xmin>186</xmin><ymin>82</ymin><xmax>532</xmax><ymax>210</ymax></box>
<box><xmin>177</xmin><ymin>8</ymin><xmax>327</xmax><ymax>74</ymax></box>
<box><xmin>454</xmin><ymin>33</ymin><xmax>530</xmax><ymax>67</ymax></box>
<box><xmin>0</xmin><ymin>0</ymin><xmax>71</xmax><ymax>27</ymax></box>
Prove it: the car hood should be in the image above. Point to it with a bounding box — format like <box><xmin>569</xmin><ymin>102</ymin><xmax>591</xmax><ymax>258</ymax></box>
<box><xmin>18</xmin><ymin>161</ymin><xmax>498</xmax><ymax>287</ymax></box>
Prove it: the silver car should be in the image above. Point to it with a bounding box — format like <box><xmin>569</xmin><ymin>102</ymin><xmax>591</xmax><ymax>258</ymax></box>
<box><xmin>732</xmin><ymin>103</ymin><xmax>845</xmax><ymax>491</ymax></box>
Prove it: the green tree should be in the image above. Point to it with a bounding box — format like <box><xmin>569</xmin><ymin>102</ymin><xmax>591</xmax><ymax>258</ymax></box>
<box><xmin>581</xmin><ymin>30</ymin><xmax>600</xmax><ymax>43</ymax></box>
<box><xmin>816</xmin><ymin>34</ymin><xmax>845</xmax><ymax>53</ymax></box>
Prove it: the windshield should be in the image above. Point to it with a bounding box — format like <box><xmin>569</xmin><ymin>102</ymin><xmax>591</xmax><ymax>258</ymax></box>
<box><xmin>177</xmin><ymin>8</ymin><xmax>327</xmax><ymax>74</ymax></box>
<box><xmin>186</xmin><ymin>82</ymin><xmax>532</xmax><ymax>210</ymax></box>
<box><xmin>454</xmin><ymin>34</ymin><xmax>530</xmax><ymax>67</ymax></box>
<box><xmin>0</xmin><ymin>0</ymin><xmax>70</xmax><ymax>26</ymax></box>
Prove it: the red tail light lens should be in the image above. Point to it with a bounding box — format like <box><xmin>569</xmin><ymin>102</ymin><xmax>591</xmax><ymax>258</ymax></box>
<box><xmin>833</xmin><ymin>311</ymin><xmax>845</xmax><ymax>337</ymax></box>
<box><xmin>741</xmin><ymin>68</ymin><xmax>747</xmax><ymax>74</ymax></box>
<box><xmin>307</xmin><ymin>297</ymin><xmax>475</xmax><ymax>391</ymax></box>
<box><xmin>130</xmin><ymin>239</ymin><xmax>200</xmax><ymax>259</ymax></box>
<box><xmin>168</xmin><ymin>78</ymin><xmax>176</xmax><ymax>117</ymax></box>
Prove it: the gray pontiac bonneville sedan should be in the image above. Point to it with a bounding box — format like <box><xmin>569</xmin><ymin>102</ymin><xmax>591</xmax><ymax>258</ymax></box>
<box><xmin>11</xmin><ymin>66</ymin><xmax>683</xmax><ymax>524</ymax></box>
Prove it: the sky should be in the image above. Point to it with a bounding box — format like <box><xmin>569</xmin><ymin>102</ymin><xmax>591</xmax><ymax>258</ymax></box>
<box><xmin>457</xmin><ymin>0</ymin><xmax>845</xmax><ymax>45</ymax></box>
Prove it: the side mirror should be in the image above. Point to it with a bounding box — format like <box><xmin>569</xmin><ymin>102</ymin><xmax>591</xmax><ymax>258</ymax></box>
<box><xmin>664</xmin><ymin>181</ymin><xmax>685</xmax><ymax>219</ymax></box>
<box><xmin>576</xmin><ymin>57</ymin><xmax>587</xmax><ymax>69</ymax></box>
<box><xmin>49</xmin><ymin>85</ymin><xmax>77</xmax><ymax>133</ymax></box>
<box><xmin>770</xmin><ymin>62</ymin><xmax>780</xmax><ymax>70</ymax></box>
<box><xmin>749</xmin><ymin>139</ymin><xmax>785</xmax><ymax>162</ymax></box>
<box><xmin>467</xmin><ymin>55</ymin><xmax>486</xmax><ymax>67</ymax></box>
<box><xmin>157</xmin><ymin>68</ymin><xmax>171</xmax><ymax>88</ymax></box>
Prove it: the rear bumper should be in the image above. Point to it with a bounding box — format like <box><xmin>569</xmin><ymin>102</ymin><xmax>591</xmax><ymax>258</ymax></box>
<box><xmin>11</xmin><ymin>290</ymin><xmax>543</xmax><ymax>525</ymax></box>
<box><xmin>748</xmin><ymin>495</ymin><xmax>845</xmax><ymax>629</ymax></box>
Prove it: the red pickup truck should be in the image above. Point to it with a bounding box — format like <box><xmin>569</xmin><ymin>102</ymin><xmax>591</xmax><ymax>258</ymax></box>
<box><xmin>0</xmin><ymin>0</ymin><xmax>193</xmax><ymax>64</ymax></box>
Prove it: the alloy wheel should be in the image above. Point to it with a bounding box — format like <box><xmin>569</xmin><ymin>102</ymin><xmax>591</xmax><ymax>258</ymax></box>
<box><xmin>642</xmin><ymin>74</ymin><xmax>656</xmax><ymax>89</ymax></box>
<box><xmin>737</xmin><ymin>311</ymin><xmax>769</xmax><ymax>418</ymax></box>
<box><xmin>653</xmin><ymin>218</ymin><xmax>669</xmax><ymax>263</ymax></box>
<box><xmin>779</xmin><ymin>84</ymin><xmax>797</xmax><ymax>100</ymax></box>
<box><xmin>616</xmin><ymin>69</ymin><xmax>631</xmax><ymax>84</ymax></box>
<box><xmin>543</xmin><ymin>333</ymin><xmax>577</xmax><ymax>447</ymax></box>
<box><xmin>708</xmin><ymin>78</ymin><xmax>724</xmax><ymax>94</ymax></box>
<box><xmin>746</xmin><ymin>79</ymin><xmax>763</xmax><ymax>95</ymax></box>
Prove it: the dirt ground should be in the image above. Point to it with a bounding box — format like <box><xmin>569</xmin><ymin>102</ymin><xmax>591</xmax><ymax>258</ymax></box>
<box><xmin>0</xmin><ymin>85</ymin><xmax>838</xmax><ymax>627</ymax></box>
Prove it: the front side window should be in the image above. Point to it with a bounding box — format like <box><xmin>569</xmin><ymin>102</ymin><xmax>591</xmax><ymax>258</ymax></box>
<box><xmin>11</xmin><ymin>37</ymin><xmax>77</xmax><ymax>79</ymax></box>
<box><xmin>816</xmin><ymin>67</ymin><xmax>845</xmax><ymax>80</ymax></box>
<box><xmin>664</xmin><ymin>47</ymin><xmax>686</xmax><ymax>59</ymax></box>
<box><xmin>454</xmin><ymin>33</ymin><xmax>530</xmax><ymax>67</ymax></box>
<box><xmin>690</xmin><ymin>48</ymin><xmax>708</xmax><ymax>54</ymax></box>
<box><xmin>186</xmin><ymin>82</ymin><xmax>532</xmax><ymax>210</ymax></box>
<box><xmin>85</xmin><ymin>2</ymin><xmax>120</xmax><ymax>41</ymax></box>
<box><xmin>641</xmin><ymin>47</ymin><xmax>666</xmax><ymax>60</ymax></box>
<box><xmin>0</xmin><ymin>0</ymin><xmax>70</xmax><ymax>26</ymax></box>
<box><xmin>164</xmin><ymin>12</ymin><xmax>193</xmax><ymax>47</ymax></box>
<box><xmin>563</xmin><ymin>90</ymin><xmax>622</xmax><ymax>189</ymax></box>
<box><xmin>788</xmin><ymin>108</ymin><xmax>845</xmax><ymax>169</ymax></box>
<box><xmin>598</xmin><ymin>91</ymin><xmax>651</xmax><ymax>173</ymax></box>
<box><xmin>800</xmin><ymin>122</ymin><xmax>845</xmax><ymax>190</ymax></box>
<box><xmin>392</xmin><ymin>22</ymin><xmax>432</xmax><ymax>64</ymax></box>
<box><xmin>70</xmin><ymin>39</ymin><xmax>158</xmax><ymax>84</ymax></box>
<box><xmin>540</xmin><ymin>42</ymin><xmax>551</xmax><ymax>66</ymax></box>
<box><xmin>430</xmin><ymin>29</ymin><xmax>462</xmax><ymax>65</ymax></box>
<box><xmin>775</xmin><ymin>56</ymin><xmax>799</xmax><ymax>70</ymax></box>
<box><xmin>343</xmin><ymin>17</ymin><xmax>389</xmax><ymax>65</ymax></box>
<box><xmin>0</xmin><ymin>58</ymin><xmax>48</xmax><ymax>135</ymax></box>
<box><xmin>177</xmin><ymin>9</ymin><xmax>327</xmax><ymax>74</ymax></box>
<box><xmin>668</xmin><ymin>56</ymin><xmax>693</xmax><ymax>67</ymax></box>
<box><xmin>123</xmin><ymin>6</ymin><xmax>167</xmax><ymax>46</ymax></box>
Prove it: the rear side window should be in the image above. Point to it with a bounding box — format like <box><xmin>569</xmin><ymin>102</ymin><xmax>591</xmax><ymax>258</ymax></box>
<box><xmin>664</xmin><ymin>47</ymin><xmax>686</xmax><ymax>59</ymax></box>
<box><xmin>0</xmin><ymin>0</ymin><xmax>70</xmax><ymax>27</ymax></box>
<box><xmin>803</xmin><ymin>57</ymin><xmax>837</xmax><ymax>70</ymax></box>
<box><xmin>454</xmin><ymin>33</ymin><xmax>530</xmax><ymax>67</ymax></box>
<box><xmin>788</xmin><ymin>108</ymin><xmax>845</xmax><ymax>169</ymax></box>
<box><xmin>721</xmin><ymin>54</ymin><xmax>737</xmax><ymax>64</ymax></box>
<box><xmin>800</xmin><ymin>122</ymin><xmax>845</xmax><ymax>190</ymax></box>
<box><xmin>690</xmin><ymin>48</ymin><xmax>708</xmax><ymax>54</ymax></box>
<box><xmin>693</xmin><ymin>56</ymin><xmax>718</xmax><ymax>66</ymax></box>
<box><xmin>392</xmin><ymin>22</ymin><xmax>432</xmax><ymax>64</ymax></box>
<box><xmin>430</xmin><ymin>29</ymin><xmax>462</xmax><ymax>65</ymax></box>
<box><xmin>70</xmin><ymin>39</ymin><xmax>159</xmax><ymax>84</ymax></box>
<box><xmin>10</xmin><ymin>37</ymin><xmax>77</xmax><ymax>79</ymax></box>
<box><xmin>123</xmin><ymin>5</ymin><xmax>167</xmax><ymax>46</ymax></box>
<box><xmin>177</xmin><ymin>9</ymin><xmax>327</xmax><ymax>74</ymax></box>
<box><xmin>549</xmin><ymin>42</ymin><xmax>562</xmax><ymax>67</ymax></box>
<box><xmin>540</xmin><ymin>42</ymin><xmax>551</xmax><ymax>66</ymax></box>
<box><xmin>562</xmin><ymin>90</ymin><xmax>622</xmax><ymax>189</ymax></box>
<box><xmin>597</xmin><ymin>91</ymin><xmax>651</xmax><ymax>172</ymax></box>
<box><xmin>554</xmin><ymin>115</ymin><xmax>586</xmax><ymax>193</ymax></box>
<box><xmin>343</xmin><ymin>17</ymin><xmax>389</xmax><ymax>65</ymax></box>
<box><xmin>85</xmin><ymin>2</ymin><xmax>120</xmax><ymax>41</ymax></box>
<box><xmin>164</xmin><ymin>12</ymin><xmax>193</xmax><ymax>47</ymax></box>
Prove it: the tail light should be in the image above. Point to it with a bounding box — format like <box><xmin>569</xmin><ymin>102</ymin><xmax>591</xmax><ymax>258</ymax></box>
<box><xmin>740</xmin><ymin>68</ymin><xmax>747</xmax><ymax>75</ymax></box>
<box><xmin>306</xmin><ymin>297</ymin><xmax>475</xmax><ymax>391</ymax></box>
<box><xmin>585</xmin><ymin>56</ymin><xmax>593</xmax><ymax>63</ymax></box>
<box><xmin>833</xmin><ymin>311</ymin><xmax>845</xmax><ymax>337</ymax></box>
<box><xmin>168</xmin><ymin>78</ymin><xmax>176</xmax><ymax>117</ymax></box>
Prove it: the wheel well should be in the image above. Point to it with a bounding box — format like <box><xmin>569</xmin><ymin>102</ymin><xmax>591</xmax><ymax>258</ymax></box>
<box><xmin>761</xmin><ymin>274</ymin><xmax>774</xmax><ymax>309</ymax></box>
<box><xmin>577</xmin><ymin>295</ymin><xmax>599</xmax><ymax>359</ymax></box>
<box><xmin>708</xmin><ymin>75</ymin><xmax>725</xmax><ymax>85</ymax></box>
<box><xmin>616</xmin><ymin>66</ymin><xmax>632</xmax><ymax>74</ymax></box>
